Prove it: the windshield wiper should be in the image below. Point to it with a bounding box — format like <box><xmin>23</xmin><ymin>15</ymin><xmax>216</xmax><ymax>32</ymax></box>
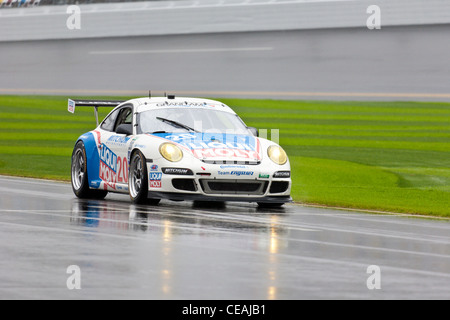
<box><xmin>156</xmin><ymin>117</ymin><xmax>199</xmax><ymax>132</ymax></box>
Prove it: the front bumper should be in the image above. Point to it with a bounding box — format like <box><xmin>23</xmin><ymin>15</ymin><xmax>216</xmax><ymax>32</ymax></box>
<box><xmin>146</xmin><ymin>160</ymin><xmax>291</xmax><ymax>203</ymax></box>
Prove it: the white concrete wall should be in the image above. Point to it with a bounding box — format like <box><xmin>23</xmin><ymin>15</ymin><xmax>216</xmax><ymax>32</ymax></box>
<box><xmin>1</xmin><ymin>0</ymin><xmax>450</xmax><ymax>41</ymax></box>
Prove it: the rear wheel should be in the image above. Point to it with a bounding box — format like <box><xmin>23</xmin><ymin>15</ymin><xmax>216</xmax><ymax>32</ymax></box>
<box><xmin>71</xmin><ymin>141</ymin><xmax>108</xmax><ymax>199</ymax></box>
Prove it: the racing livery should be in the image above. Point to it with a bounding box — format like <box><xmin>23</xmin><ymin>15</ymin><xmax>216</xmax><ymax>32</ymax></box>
<box><xmin>70</xmin><ymin>96</ymin><xmax>291</xmax><ymax>207</ymax></box>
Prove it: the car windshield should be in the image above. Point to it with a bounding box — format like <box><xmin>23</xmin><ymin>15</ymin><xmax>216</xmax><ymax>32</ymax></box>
<box><xmin>138</xmin><ymin>108</ymin><xmax>251</xmax><ymax>135</ymax></box>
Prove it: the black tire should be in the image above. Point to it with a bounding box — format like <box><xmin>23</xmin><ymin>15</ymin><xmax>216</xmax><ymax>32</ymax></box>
<box><xmin>71</xmin><ymin>141</ymin><xmax>108</xmax><ymax>199</ymax></box>
<box><xmin>147</xmin><ymin>198</ymin><xmax>161</xmax><ymax>206</ymax></box>
<box><xmin>129</xmin><ymin>151</ymin><xmax>150</xmax><ymax>204</ymax></box>
<box><xmin>257</xmin><ymin>202</ymin><xmax>285</xmax><ymax>209</ymax></box>
<box><xmin>193</xmin><ymin>200</ymin><xmax>225</xmax><ymax>209</ymax></box>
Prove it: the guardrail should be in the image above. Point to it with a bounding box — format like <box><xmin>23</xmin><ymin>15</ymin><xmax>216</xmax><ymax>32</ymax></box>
<box><xmin>1</xmin><ymin>0</ymin><xmax>450</xmax><ymax>41</ymax></box>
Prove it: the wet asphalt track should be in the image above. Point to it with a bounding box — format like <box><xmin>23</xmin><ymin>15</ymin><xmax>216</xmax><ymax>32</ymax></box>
<box><xmin>0</xmin><ymin>175</ymin><xmax>449</xmax><ymax>300</ymax></box>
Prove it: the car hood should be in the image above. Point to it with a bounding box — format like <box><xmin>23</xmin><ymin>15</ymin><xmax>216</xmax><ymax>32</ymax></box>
<box><xmin>148</xmin><ymin>132</ymin><xmax>262</xmax><ymax>162</ymax></box>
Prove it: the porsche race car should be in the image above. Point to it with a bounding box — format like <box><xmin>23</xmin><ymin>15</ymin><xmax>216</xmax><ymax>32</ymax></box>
<box><xmin>69</xmin><ymin>96</ymin><xmax>291</xmax><ymax>207</ymax></box>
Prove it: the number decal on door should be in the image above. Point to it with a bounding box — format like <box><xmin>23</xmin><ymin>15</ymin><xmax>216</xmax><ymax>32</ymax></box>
<box><xmin>117</xmin><ymin>156</ymin><xmax>128</xmax><ymax>183</ymax></box>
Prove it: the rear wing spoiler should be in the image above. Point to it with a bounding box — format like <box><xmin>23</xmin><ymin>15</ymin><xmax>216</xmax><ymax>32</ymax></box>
<box><xmin>68</xmin><ymin>99</ymin><xmax>125</xmax><ymax>126</ymax></box>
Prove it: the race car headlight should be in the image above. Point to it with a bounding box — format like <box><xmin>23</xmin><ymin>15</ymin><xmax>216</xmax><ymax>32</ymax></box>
<box><xmin>267</xmin><ymin>145</ymin><xmax>287</xmax><ymax>165</ymax></box>
<box><xmin>159</xmin><ymin>143</ymin><xmax>183</xmax><ymax>162</ymax></box>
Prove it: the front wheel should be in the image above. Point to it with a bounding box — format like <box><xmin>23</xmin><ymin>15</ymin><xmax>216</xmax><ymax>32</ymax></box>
<box><xmin>129</xmin><ymin>151</ymin><xmax>150</xmax><ymax>204</ymax></box>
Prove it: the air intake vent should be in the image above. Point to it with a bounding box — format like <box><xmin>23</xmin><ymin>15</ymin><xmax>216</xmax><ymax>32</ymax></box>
<box><xmin>269</xmin><ymin>181</ymin><xmax>289</xmax><ymax>194</ymax></box>
<box><xmin>172</xmin><ymin>179</ymin><xmax>197</xmax><ymax>192</ymax></box>
<box><xmin>200</xmin><ymin>179</ymin><xmax>268</xmax><ymax>195</ymax></box>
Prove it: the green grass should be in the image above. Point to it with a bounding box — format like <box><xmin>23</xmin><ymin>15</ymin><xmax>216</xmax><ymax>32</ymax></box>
<box><xmin>1</xmin><ymin>96</ymin><xmax>449</xmax><ymax>217</ymax></box>
<box><xmin>0</xmin><ymin>95</ymin><xmax>116</xmax><ymax>179</ymax></box>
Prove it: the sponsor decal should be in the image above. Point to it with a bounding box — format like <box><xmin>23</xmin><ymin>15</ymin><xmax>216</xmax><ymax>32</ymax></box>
<box><xmin>162</xmin><ymin>168</ymin><xmax>193</xmax><ymax>175</ymax></box>
<box><xmin>155</xmin><ymin>102</ymin><xmax>219</xmax><ymax>108</ymax></box>
<box><xmin>218</xmin><ymin>170</ymin><xmax>254</xmax><ymax>177</ymax></box>
<box><xmin>90</xmin><ymin>181</ymin><xmax>100</xmax><ymax>188</ymax></box>
<box><xmin>107</xmin><ymin>135</ymin><xmax>130</xmax><ymax>145</ymax></box>
<box><xmin>151</xmin><ymin>133</ymin><xmax>261</xmax><ymax>160</ymax></box>
<box><xmin>193</xmin><ymin>148</ymin><xmax>259</xmax><ymax>160</ymax></box>
<box><xmin>220</xmin><ymin>165</ymin><xmax>248</xmax><ymax>169</ymax></box>
<box><xmin>99</xmin><ymin>144</ymin><xmax>117</xmax><ymax>173</ymax></box>
<box><xmin>150</xmin><ymin>181</ymin><xmax>161</xmax><ymax>188</ymax></box>
<box><xmin>98</xmin><ymin>144</ymin><xmax>128</xmax><ymax>188</ymax></box>
<box><xmin>99</xmin><ymin>161</ymin><xmax>117</xmax><ymax>188</ymax></box>
<box><xmin>259</xmin><ymin>173</ymin><xmax>270</xmax><ymax>179</ymax></box>
<box><xmin>150</xmin><ymin>164</ymin><xmax>158</xmax><ymax>171</ymax></box>
<box><xmin>149</xmin><ymin>172</ymin><xmax>162</xmax><ymax>188</ymax></box>
<box><xmin>162</xmin><ymin>133</ymin><xmax>197</xmax><ymax>142</ymax></box>
<box><xmin>273</xmin><ymin>171</ymin><xmax>291</xmax><ymax>178</ymax></box>
<box><xmin>68</xmin><ymin>99</ymin><xmax>75</xmax><ymax>113</ymax></box>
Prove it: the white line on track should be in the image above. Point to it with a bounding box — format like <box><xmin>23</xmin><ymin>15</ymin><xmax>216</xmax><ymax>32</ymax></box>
<box><xmin>286</xmin><ymin>238</ymin><xmax>450</xmax><ymax>260</ymax></box>
<box><xmin>291</xmin><ymin>211</ymin><xmax>450</xmax><ymax>229</ymax></box>
<box><xmin>0</xmin><ymin>176</ymin><xmax>69</xmax><ymax>186</ymax></box>
<box><xmin>218</xmin><ymin>210</ymin><xmax>450</xmax><ymax>244</ymax></box>
<box><xmin>0</xmin><ymin>186</ymin><xmax>72</xmax><ymax>200</ymax></box>
<box><xmin>89</xmin><ymin>47</ymin><xmax>274</xmax><ymax>55</ymax></box>
<box><xmin>295</xmin><ymin>221</ymin><xmax>450</xmax><ymax>245</ymax></box>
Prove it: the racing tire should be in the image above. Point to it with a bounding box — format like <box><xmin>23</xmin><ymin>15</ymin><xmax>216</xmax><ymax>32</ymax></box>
<box><xmin>129</xmin><ymin>151</ymin><xmax>151</xmax><ymax>204</ymax></box>
<box><xmin>193</xmin><ymin>200</ymin><xmax>225</xmax><ymax>209</ymax></box>
<box><xmin>71</xmin><ymin>141</ymin><xmax>108</xmax><ymax>199</ymax></box>
<box><xmin>147</xmin><ymin>198</ymin><xmax>161</xmax><ymax>206</ymax></box>
<box><xmin>257</xmin><ymin>202</ymin><xmax>284</xmax><ymax>209</ymax></box>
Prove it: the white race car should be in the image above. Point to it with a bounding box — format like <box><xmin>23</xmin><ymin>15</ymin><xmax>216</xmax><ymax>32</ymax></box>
<box><xmin>69</xmin><ymin>95</ymin><xmax>291</xmax><ymax>207</ymax></box>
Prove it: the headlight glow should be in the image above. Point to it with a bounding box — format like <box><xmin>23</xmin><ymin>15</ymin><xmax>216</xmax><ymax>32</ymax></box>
<box><xmin>267</xmin><ymin>145</ymin><xmax>287</xmax><ymax>165</ymax></box>
<box><xmin>159</xmin><ymin>143</ymin><xmax>183</xmax><ymax>162</ymax></box>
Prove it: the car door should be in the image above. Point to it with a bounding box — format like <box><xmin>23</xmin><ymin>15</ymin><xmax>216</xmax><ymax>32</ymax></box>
<box><xmin>97</xmin><ymin>104</ymin><xmax>134</xmax><ymax>192</ymax></box>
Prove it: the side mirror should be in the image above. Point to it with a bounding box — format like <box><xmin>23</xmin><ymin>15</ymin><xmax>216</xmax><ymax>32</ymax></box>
<box><xmin>116</xmin><ymin>123</ymin><xmax>133</xmax><ymax>136</ymax></box>
<box><xmin>248</xmin><ymin>127</ymin><xmax>259</xmax><ymax>137</ymax></box>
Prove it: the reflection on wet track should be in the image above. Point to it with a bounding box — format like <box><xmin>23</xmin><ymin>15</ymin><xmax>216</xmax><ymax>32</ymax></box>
<box><xmin>0</xmin><ymin>176</ymin><xmax>449</xmax><ymax>299</ymax></box>
<box><xmin>70</xmin><ymin>199</ymin><xmax>293</xmax><ymax>237</ymax></box>
<box><xmin>65</xmin><ymin>197</ymin><xmax>304</xmax><ymax>300</ymax></box>
<box><xmin>69</xmin><ymin>199</ymin><xmax>294</xmax><ymax>300</ymax></box>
